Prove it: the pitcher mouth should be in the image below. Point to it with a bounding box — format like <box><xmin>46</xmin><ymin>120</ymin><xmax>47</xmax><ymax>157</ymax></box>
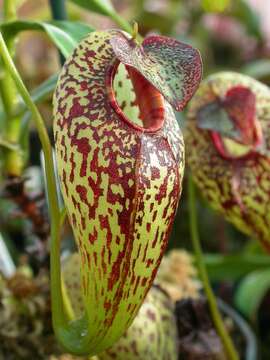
<box><xmin>106</xmin><ymin>59</ymin><xmax>165</xmax><ymax>133</ymax></box>
<box><xmin>210</xmin><ymin>119</ymin><xmax>263</xmax><ymax>160</ymax></box>
<box><xmin>196</xmin><ymin>85</ymin><xmax>263</xmax><ymax>160</ymax></box>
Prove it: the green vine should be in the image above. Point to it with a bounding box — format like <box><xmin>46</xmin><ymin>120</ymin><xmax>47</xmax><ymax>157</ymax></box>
<box><xmin>0</xmin><ymin>27</ymin><xmax>100</xmax><ymax>357</ymax></box>
<box><xmin>110</xmin><ymin>11</ymin><xmax>143</xmax><ymax>42</ymax></box>
<box><xmin>1</xmin><ymin>0</ymin><xmax>24</xmax><ymax>176</ymax></box>
<box><xmin>3</xmin><ymin>0</ymin><xmax>16</xmax><ymax>22</ymax></box>
<box><xmin>0</xmin><ymin>28</ymin><xmax>66</xmax><ymax>346</ymax></box>
<box><xmin>49</xmin><ymin>0</ymin><xmax>67</xmax><ymax>65</ymax></box>
<box><xmin>188</xmin><ymin>175</ymin><xmax>239</xmax><ymax>360</ymax></box>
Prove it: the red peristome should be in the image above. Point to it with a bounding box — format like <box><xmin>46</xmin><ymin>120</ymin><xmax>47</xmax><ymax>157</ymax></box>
<box><xmin>208</xmin><ymin>86</ymin><xmax>263</xmax><ymax>160</ymax></box>
<box><xmin>107</xmin><ymin>60</ymin><xmax>165</xmax><ymax>132</ymax></box>
<box><xmin>223</xmin><ymin>86</ymin><xmax>256</xmax><ymax>145</ymax></box>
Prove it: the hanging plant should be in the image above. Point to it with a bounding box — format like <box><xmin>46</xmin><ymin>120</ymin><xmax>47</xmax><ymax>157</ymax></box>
<box><xmin>53</xmin><ymin>29</ymin><xmax>202</xmax><ymax>355</ymax></box>
<box><xmin>185</xmin><ymin>72</ymin><xmax>270</xmax><ymax>252</ymax></box>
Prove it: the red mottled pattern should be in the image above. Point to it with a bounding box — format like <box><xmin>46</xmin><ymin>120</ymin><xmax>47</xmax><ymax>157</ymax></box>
<box><xmin>62</xmin><ymin>255</ymin><xmax>178</xmax><ymax>360</ymax></box>
<box><xmin>99</xmin><ymin>286</ymin><xmax>178</xmax><ymax>360</ymax></box>
<box><xmin>185</xmin><ymin>72</ymin><xmax>270</xmax><ymax>252</ymax></box>
<box><xmin>222</xmin><ymin>86</ymin><xmax>257</xmax><ymax>145</ymax></box>
<box><xmin>53</xmin><ymin>30</ymin><xmax>186</xmax><ymax>353</ymax></box>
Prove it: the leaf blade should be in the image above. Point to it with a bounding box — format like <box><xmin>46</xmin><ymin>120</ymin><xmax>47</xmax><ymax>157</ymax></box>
<box><xmin>1</xmin><ymin>20</ymin><xmax>94</xmax><ymax>58</ymax></box>
<box><xmin>69</xmin><ymin>0</ymin><xmax>115</xmax><ymax>16</ymax></box>
<box><xmin>204</xmin><ymin>253</ymin><xmax>270</xmax><ymax>281</ymax></box>
<box><xmin>234</xmin><ymin>269</ymin><xmax>270</xmax><ymax>321</ymax></box>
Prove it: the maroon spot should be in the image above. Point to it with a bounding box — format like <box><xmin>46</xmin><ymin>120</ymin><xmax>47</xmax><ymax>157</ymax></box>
<box><xmin>108</xmin><ymin>250</ymin><xmax>125</xmax><ymax>291</ymax></box>
<box><xmin>147</xmin><ymin>309</ymin><xmax>156</xmax><ymax>321</ymax></box>
<box><xmin>88</xmin><ymin>227</ymin><xmax>98</xmax><ymax>244</ymax></box>
<box><xmin>62</xmin><ymin>170</ymin><xmax>69</xmax><ymax>196</ymax></box>
<box><xmin>141</xmin><ymin>277</ymin><xmax>148</xmax><ymax>287</ymax></box>
<box><xmin>69</xmin><ymin>152</ymin><xmax>75</xmax><ymax>182</ymax></box>
<box><xmin>133</xmin><ymin>276</ymin><xmax>141</xmax><ymax>295</ymax></box>
<box><xmin>146</xmin><ymin>259</ymin><xmax>154</xmax><ymax>268</ymax></box>
<box><xmin>80</xmin><ymin>81</ymin><xmax>88</xmax><ymax>90</ymax></box>
<box><xmin>152</xmin><ymin>229</ymin><xmax>159</xmax><ymax>248</ymax></box>
<box><xmin>104</xmin><ymin>300</ymin><xmax>111</xmax><ymax>312</ymax></box>
<box><xmin>151</xmin><ymin>166</ymin><xmax>160</xmax><ymax>180</ymax></box>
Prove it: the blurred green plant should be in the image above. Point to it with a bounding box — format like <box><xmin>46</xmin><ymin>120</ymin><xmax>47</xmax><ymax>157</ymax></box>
<box><xmin>202</xmin><ymin>0</ymin><xmax>231</xmax><ymax>13</ymax></box>
<box><xmin>0</xmin><ymin>18</ymin><xmax>93</xmax><ymax>177</ymax></box>
<box><xmin>1</xmin><ymin>20</ymin><xmax>94</xmax><ymax>58</ymax></box>
<box><xmin>235</xmin><ymin>269</ymin><xmax>270</xmax><ymax>322</ymax></box>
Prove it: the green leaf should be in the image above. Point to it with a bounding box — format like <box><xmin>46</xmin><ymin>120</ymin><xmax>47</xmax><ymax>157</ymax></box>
<box><xmin>18</xmin><ymin>73</ymin><xmax>60</xmax><ymax>162</ymax></box>
<box><xmin>68</xmin><ymin>0</ymin><xmax>133</xmax><ymax>34</ymax></box>
<box><xmin>13</xmin><ymin>73</ymin><xmax>59</xmax><ymax>124</ymax></box>
<box><xmin>204</xmin><ymin>254</ymin><xmax>270</xmax><ymax>281</ymax></box>
<box><xmin>197</xmin><ymin>101</ymin><xmax>240</xmax><ymax>138</ymax></box>
<box><xmin>234</xmin><ymin>269</ymin><xmax>270</xmax><ymax>321</ymax></box>
<box><xmin>69</xmin><ymin>0</ymin><xmax>115</xmax><ymax>16</ymax></box>
<box><xmin>218</xmin><ymin>299</ymin><xmax>257</xmax><ymax>360</ymax></box>
<box><xmin>1</xmin><ymin>20</ymin><xmax>94</xmax><ymax>58</ymax></box>
<box><xmin>202</xmin><ymin>0</ymin><xmax>231</xmax><ymax>13</ymax></box>
<box><xmin>31</xmin><ymin>73</ymin><xmax>59</xmax><ymax>104</ymax></box>
<box><xmin>0</xmin><ymin>101</ymin><xmax>5</xmax><ymax>132</ymax></box>
<box><xmin>241</xmin><ymin>59</ymin><xmax>270</xmax><ymax>80</ymax></box>
<box><xmin>232</xmin><ymin>0</ymin><xmax>262</xmax><ymax>39</ymax></box>
<box><xmin>0</xmin><ymin>137</ymin><xmax>19</xmax><ymax>151</ymax></box>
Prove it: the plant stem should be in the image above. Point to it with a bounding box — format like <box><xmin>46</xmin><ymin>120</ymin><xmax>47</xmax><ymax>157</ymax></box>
<box><xmin>4</xmin><ymin>115</ymin><xmax>24</xmax><ymax>175</ymax></box>
<box><xmin>188</xmin><ymin>175</ymin><xmax>239</xmax><ymax>360</ymax></box>
<box><xmin>49</xmin><ymin>0</ymin><xmax>67</xmax><ymax>65</ymax></box>
<box><xmin>110</xmin><ymin>11</ymin><xmax>143</xmax><ymax>42</ymax></box>
<box><xmin>0</xmin><ymin>28</ymin><xmax>64</xmax><ymax>330</ymax></box>
<box><xmin>0</xmin><ymin>68</ymin><xmax>15</xmax><ymax>117</ymax></box>
<box><xmin>110</xmin><ymin>11</ymin><xmax>133</xmax><ymax>33</ymax></box>
<box><xmin>1</xmin><ymin>0</ymin><xmax>25</xmax><ymax>176</ymax></box>
<box><xmin>0</xmin><ymin>0</ymin><xmax>17</xmax><ymax>117</ymax></box>
<box><xmin>49</xmin><ymin>0</ymin><xmax>67</xmax><ymax>20</ymax></box>
<box><xmin>0</xmin><ymin>30</ymin><xmax>95</xmax><ymax>356</ymax></box>
<box><xmin>2</xmin><ymin>0</ymin><xmax>17</xmax><ymax>105</ymax></box>
<box><xmin>0</xmin><ymin>30</ymin><xmax>60</xmax><ymax>226</ymax></box>
<box><xmin>3</xmin><ymin>0</ymin><xmax>17</xmax><ymax>21</ymax></box>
